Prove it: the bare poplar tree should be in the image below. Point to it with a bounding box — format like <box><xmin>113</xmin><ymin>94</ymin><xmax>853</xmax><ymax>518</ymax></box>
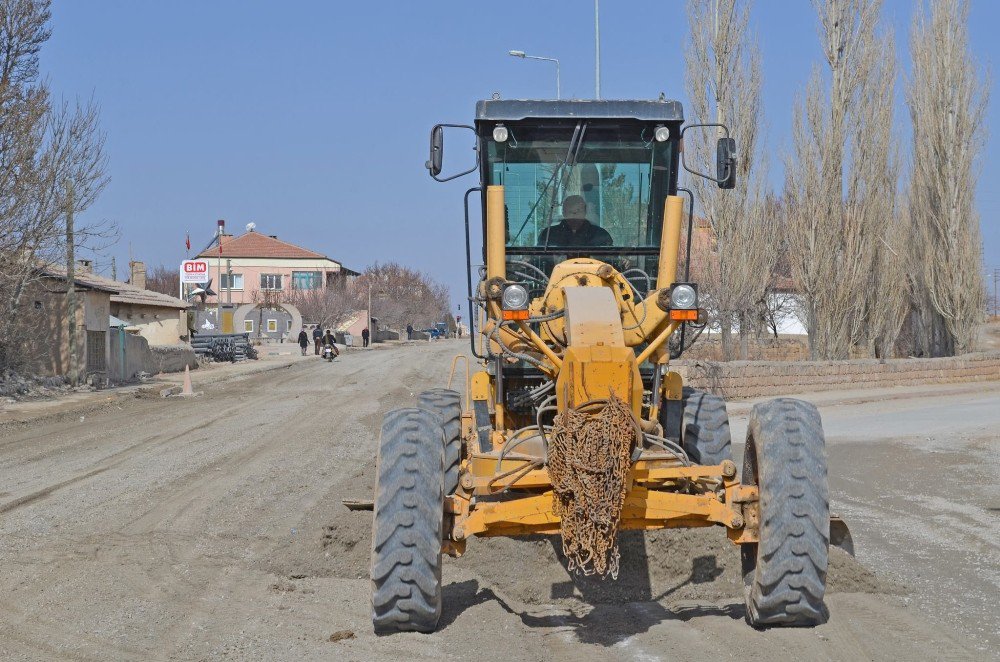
<box><xmin>784</xmin><ymin>0</ymin><xmax>900</xmax><ymax>359</ymax></box>
<box><xmin>905</xmin><ymin>0</ymin><xmax>989</xmax><ymax>356</ymax></box>
<box><xmin>0</xmin><ymin>0</ymin><xmax>110</xmax><ymax>370</ymax></box>
<box><xmin>685</xmin><ymin>0</ymin><xmax>776</xmax><ymax>360</ymax></box>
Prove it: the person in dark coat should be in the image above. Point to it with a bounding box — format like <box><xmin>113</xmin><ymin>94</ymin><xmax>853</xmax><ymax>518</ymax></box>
<box><xmin>312</xmin><ymin>324</ymin><xmax>323</xmax><ymax>355</ymax></box>
<box><xmin>297</xmin><ymin>328</ymin><xmax>309</xmax><ymax>356</ymax></box>
<box><xmin>361</xmin><ymin>327</ymin><xmax>370</xmax><ymax>348</ymax></box>
<box><xmin>406</xmin><ymin>323</ymin><xmax>414</xmax><ymax>340</ymax></box>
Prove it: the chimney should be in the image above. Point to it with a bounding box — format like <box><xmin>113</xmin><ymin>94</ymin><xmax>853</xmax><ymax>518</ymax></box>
<box><xmin>130</xmin><ymin>260</ymin><xmax>146</xmax><ymax>290</ymax></box>
<box><xmin>76</xmin><ymin>258</ymin><xmax>93</xmax><ymax>274</ymax></box>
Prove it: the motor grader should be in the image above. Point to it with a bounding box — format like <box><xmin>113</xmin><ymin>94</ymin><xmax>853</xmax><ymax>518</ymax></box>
<box><xmin>370</xmin><ymin>98</ymin><xmax>836</xmax><ymax>634</ymax></box>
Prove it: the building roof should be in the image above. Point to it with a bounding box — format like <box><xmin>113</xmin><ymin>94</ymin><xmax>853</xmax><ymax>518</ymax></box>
<box><xmin>196</xmin><ymin>230</ymin><xmax>333</xmax><ymax>261</ymax></box>
<box><xmin>39</xmin><ymin>266</ymin><xmax>189</xmax><ymax>310</ymax></box>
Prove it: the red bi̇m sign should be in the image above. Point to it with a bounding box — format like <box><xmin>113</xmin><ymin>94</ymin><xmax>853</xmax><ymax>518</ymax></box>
<box><xmin>180</xmin><ymin>259</ymin><xmax>210</xmax><ymax>283</ymax></box>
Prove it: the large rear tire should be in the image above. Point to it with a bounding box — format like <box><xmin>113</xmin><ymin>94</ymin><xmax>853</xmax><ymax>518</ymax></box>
<box><xmin>417</xmin><ymin>389</ymin><xmax>462</xmax><ymax>496</ymax></box>
<box><xmin>681</xmin><ymin>387</ymin><xmax>732</xmax><ymax>465</ymax></box>
<box><xmin>370</xmin><ymin>408</ymin><xmax>445</xmax><ymax>634</ymax></box>
<box><xmin>742</xmin><ymin>398</ymin><xmax>829</xmax><ymax>627</ymax></box>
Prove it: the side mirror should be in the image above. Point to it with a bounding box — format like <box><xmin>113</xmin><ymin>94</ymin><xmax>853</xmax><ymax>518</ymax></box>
<box><xmin>425</xmin><ymin>123</ymin><xmax>479</xmax><ymax>182</ymax></box>
<box><xmin>716</xmin><ymin>138</ymin><xmax>736</xmax><ymax>189</ymax></box>
<box><xmin>426</xmin><ymin>126</ymin><xmax>444</xmax><ymax>177</ymax></box>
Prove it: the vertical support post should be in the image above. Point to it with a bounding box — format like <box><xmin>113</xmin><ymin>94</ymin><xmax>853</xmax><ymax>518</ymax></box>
<box><xmin>226</xmin><ymin>259</ymin><xmax>232</xmax><ymax>305</ymax></box>
<box><xmin>656</xmin><ymin>195</ymin><xmax>684</xmax><ymax>290</ymax></box>
<box><xmin>65</xmin><ymin>182</ymin><xmax>78</xmax><ymax>386</ymax></box>
<box><xmin>486</xmin><ymin>185</ymin><xmax>506</xmax><ymax>281</ymax></box>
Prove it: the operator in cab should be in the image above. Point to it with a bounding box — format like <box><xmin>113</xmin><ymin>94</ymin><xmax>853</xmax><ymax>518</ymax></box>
<box><xmin>538</xmin><ymin>195</ymin><xmax>613</xmax><ymax>248</ymax></box>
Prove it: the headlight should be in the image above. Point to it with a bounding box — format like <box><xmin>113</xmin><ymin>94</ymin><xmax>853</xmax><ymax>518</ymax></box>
<box><xmin>669</xmin><ymin>283</ymin><xmax>697</xmax><ymax>309</ymax></box>
<box><xmin>654</xmin><ymin>125</ymin><xmax>671</xmax><ymax>142</ymax></box>
<box><xmin>493</xmin><ymin>125</ymin><xmax>509</xmax><ymax>143</ymax></box>
<box><xmin>501</xmin><ymin>284</ymin><xmax>529</xmax><ymax>310</ymax></box>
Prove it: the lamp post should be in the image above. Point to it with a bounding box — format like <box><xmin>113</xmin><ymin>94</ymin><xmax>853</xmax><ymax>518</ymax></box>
<box><xmin>594</xmin><ymin>0</ymin><xmax>601</xmax><ymax>99</ymax></box>
<box><xmin>508</xmin><ymin>50</ymin><xmax>560</xmax><ymax>100</ymax></box>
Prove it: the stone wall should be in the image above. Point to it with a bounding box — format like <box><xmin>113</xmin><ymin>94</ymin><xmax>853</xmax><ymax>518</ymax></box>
<box><xmin>148</xmin><ymin>345</ymin><xmax>198</xmax><ymax>374</ymax></box>
<box><xmin>674</xmin><ymin>351</ymin><xmax>1000</xmax><ymax>399</ymax></box>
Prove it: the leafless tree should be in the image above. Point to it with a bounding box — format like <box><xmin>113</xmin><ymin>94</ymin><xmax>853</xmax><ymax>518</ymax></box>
<box><xmin>145</xmin><ymin>264</ymin><xmax>180</xmax><ymax>297</ymax></box>
<box><xmin>0</xmin><ymin>0</ymin><xmax>110</xmax><ymax>370</ymax></box>
<box><xmin>784</xmin><ymin>0</ymin><xmax>902</xmax><ymax>359</ymax></box>
<box><xmin>905</xmin><ymin>0</ymin><xmax>989</xmax><ymax>356</ymax></box>
<box><xmin>284</xmin><ymin>285</ymin><xmax>361</xmax><ymax>330</ymax></box>
<box><xmin>357</xmin><ymin>262</ymin><xmax>451</xmax><ymax>332</ymax></box>
<box><xmin>685</xmin><ymin>0</ymin><xmax>777</xmax><ymax>360</ymax></box>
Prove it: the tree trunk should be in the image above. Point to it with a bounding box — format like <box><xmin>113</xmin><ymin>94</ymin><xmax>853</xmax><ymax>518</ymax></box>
<box><xmin>720</xmin><ymin>319</ymin><xmax>733</xmax><ymax>362</ymax></box>
<box><xmin>738</xmin><ymin>312</ymin><xmax>750</xmax><ymax>360</ymax></box>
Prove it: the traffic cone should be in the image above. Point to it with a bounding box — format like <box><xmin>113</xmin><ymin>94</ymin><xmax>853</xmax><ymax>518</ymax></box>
<box><xmin>181</xmin><ymin>365</ymin><xmax>194</xmax><ymax>397</ymax></box>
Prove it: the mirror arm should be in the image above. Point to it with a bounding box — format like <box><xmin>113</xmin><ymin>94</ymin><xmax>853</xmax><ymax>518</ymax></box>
<box><xmin>427</xmin><ymin>124</ymin><xmax>480</xmax><ymax>183</ymax></box>
<box><xmin>679</xmin><ymin>122</ymin><xmax>733</xmax><ymax>185</ymax></box>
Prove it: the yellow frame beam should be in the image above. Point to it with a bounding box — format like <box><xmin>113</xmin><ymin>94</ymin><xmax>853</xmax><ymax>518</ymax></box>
<box><xmin>455</xmin><ymin>487</ymin><xmax>748</xmax><ymax>539</ymax></box>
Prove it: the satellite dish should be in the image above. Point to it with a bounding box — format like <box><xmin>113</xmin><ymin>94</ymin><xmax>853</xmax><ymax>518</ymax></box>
<box><xmin>246</xmin><ymin>222</ymin><xmax>256</xmax><ymax>232</ymax></box>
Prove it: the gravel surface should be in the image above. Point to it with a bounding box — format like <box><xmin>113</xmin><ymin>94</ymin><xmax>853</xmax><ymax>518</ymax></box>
<box><xmin>0</xmin><ymin>339</ymin><xmax>994</xmax><ymax>660</ymax></box>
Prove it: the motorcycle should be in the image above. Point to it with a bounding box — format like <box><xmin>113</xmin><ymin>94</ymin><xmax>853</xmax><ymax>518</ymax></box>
<box><xmin>322</xmin><ymin>343</ymin><xmax>339</xmax><ymax>362</ymax></box>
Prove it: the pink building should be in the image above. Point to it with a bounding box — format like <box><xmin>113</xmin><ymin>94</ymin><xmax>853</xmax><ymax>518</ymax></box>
<box><xmin>195</xmin><ymin>229</ymin><xmax>356</xmax><ymax>305</ymax></box>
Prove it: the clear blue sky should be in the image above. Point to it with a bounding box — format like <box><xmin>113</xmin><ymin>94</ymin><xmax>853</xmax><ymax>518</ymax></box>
<box><xmin>41</xmin><ymin>1</ymin><xmax>999</xmax><ymax>310</ymax></box>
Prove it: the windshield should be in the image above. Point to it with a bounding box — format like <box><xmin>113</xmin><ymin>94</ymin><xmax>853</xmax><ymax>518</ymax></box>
<box><xmin>485</xmin><ymin>122</ymin><xmax>676</xmax><ymax>251</ymax></box>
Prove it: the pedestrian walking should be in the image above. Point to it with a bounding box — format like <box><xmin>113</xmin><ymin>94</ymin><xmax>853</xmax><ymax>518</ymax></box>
<box><xmin>406</xmin><ymin>323</ymin><xmax>413</xmax><ymax>340</ymax></box>
<box><xmin>361</xmin><ymin>327</ymin><xmax>370</xmax><ymax>348</ymax></box>
<box><xmin>312</xmin><ymin>324</ymin><xmax>323</xmax><ymax>355</ymax></box>
<box><xmin>297</xmin><ymin>328</ymin><xmax>309</xmax><ymax>356</ymax></box>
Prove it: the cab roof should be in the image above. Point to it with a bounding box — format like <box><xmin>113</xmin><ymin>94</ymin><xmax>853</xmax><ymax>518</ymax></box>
<box><xmin>475</xmin><ymin>98</ymin><xmax>683</xmax><ymax>123</ymax></box>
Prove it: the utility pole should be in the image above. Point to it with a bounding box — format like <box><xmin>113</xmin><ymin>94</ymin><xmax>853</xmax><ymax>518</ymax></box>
<box><xmin>594</xmin><ymin>0</ymin><xmax>601</xmax><ymax>99</ymax></box>
<box><xmin>226</xmin><ymin>259</ymin><xmax>232</xmax><ymax>305</ymax></box>
<box><xmin>65</xmin><ymin>182</ymin><xmax>78</xmax><ymax>386</ymax></box>
<box><xmin>216</xmin><ymin>219</ymin><xmax>224</xmax><ymax>330</ymax></box>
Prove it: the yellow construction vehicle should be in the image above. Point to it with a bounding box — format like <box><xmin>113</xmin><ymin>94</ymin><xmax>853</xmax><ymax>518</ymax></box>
<box><xmin>370</xmin><ymin>99</ymin><xmax>837</xmax><ymax>633</ymax></box>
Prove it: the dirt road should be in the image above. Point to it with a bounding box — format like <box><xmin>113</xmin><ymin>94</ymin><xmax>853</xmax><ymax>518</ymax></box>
<box><xmin>0</xmin><ymin>341</ymin><xmax>996</xmax><ymax>660</ymax></box>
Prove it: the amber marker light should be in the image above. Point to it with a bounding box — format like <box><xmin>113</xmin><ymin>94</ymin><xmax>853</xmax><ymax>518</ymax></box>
<box><xmin>669</xmin><ymin>309</ymin><xmax>699</xmax><ymax>322</ymax></box>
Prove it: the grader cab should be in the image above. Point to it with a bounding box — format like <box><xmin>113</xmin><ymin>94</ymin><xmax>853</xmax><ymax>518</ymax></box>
<box><xmin>370</xmin><ymin>99</ymin><xmax>834</xmax><ymax>633</ymax></box>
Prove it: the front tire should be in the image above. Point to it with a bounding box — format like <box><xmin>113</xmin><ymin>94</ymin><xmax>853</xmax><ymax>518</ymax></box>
<box><xmin>370</xmin><ymin>408</ymin><xmax>445</xmax><ymax>634</ymax></box>
<box><xmin>742</xmin><ymin>398</ymin><xmax>829</xmax><ymax>627</ymax></box>
<box><xmin>417</xmin><ymin>389</ymin><xmax>462</xmax><ymax>496</ymax></box>
<box><xmin>681</xmin><ymin>387</ymin><xmax>732</xmax><ymax>465</ymax></box>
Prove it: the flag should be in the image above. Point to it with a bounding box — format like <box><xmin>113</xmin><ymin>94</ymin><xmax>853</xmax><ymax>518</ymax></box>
<box><xmin>185</xmin><ymin>232</ymin><xmax>190</xmax><ymax>251</ymax></box>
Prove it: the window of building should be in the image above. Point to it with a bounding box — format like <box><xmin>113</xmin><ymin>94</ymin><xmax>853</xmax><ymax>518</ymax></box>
<box><xmin>260</xmin><ymin>274</ymin><xmax>283</xmax><ymax>290</ymax></box>
<box><xmin>267</xmin><ymin>319</ymin><xmax>278</xmax><ymax>333</ymax></box>
<box><xmin>286</xmin><ymin>319</ymin><xmax>292</xmax><ymax>331</ymax></box>
<box><xmin>244</xmin><ymin>319</ymin><xmax>254</xmax><ymax>333</ymax></box>
<box><xmin>292</xmin><ymin>271</ymin><xmax>322</xmax><ymax>289</ymax></box>
<box><xmin>220</xmin><ymin>273</ymin><xmax>244</xmax><ymax>290</ymax></box>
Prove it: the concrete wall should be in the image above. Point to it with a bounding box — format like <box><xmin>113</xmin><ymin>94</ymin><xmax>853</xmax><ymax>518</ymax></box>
<box><xmin>148</xmin><ymin>345</ymin><xmax>197</xmax><ymax>374</ymax></box>
<box><xmin>21</xmin><ymin>278</ymin><xmax>110</xmax><ymax>379</ymax></box>
<box><xmin>108</xmin><ymin>330</ymin><xmax>199</xmax><ymax>383</ymax></box>
<box><xmin>675</xmin><ymin>351</ymin><xmax>1000</xmax><ymax>399</ymax></box>
<box><xmin>111</xmin><ymin>303</ymin><xmax>185</xmax><ymax>345</ymax></box>
<box><xmin>108</xmin><ymin>328</ymin><xmax>153</xmax><ymax>384</ymax></box>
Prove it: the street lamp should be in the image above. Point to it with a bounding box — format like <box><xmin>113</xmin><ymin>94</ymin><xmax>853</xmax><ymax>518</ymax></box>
<box><xmin>508</xmin><ymin>49</ymin><xmax>561</xmax><ymax>100</ymax></box>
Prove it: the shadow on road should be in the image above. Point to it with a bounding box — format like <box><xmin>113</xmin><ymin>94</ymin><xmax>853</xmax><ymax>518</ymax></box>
<box><xmin>440</xmin><ymin>531</ymin><xmax>744</xmax><ymax>646</ymax></box>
